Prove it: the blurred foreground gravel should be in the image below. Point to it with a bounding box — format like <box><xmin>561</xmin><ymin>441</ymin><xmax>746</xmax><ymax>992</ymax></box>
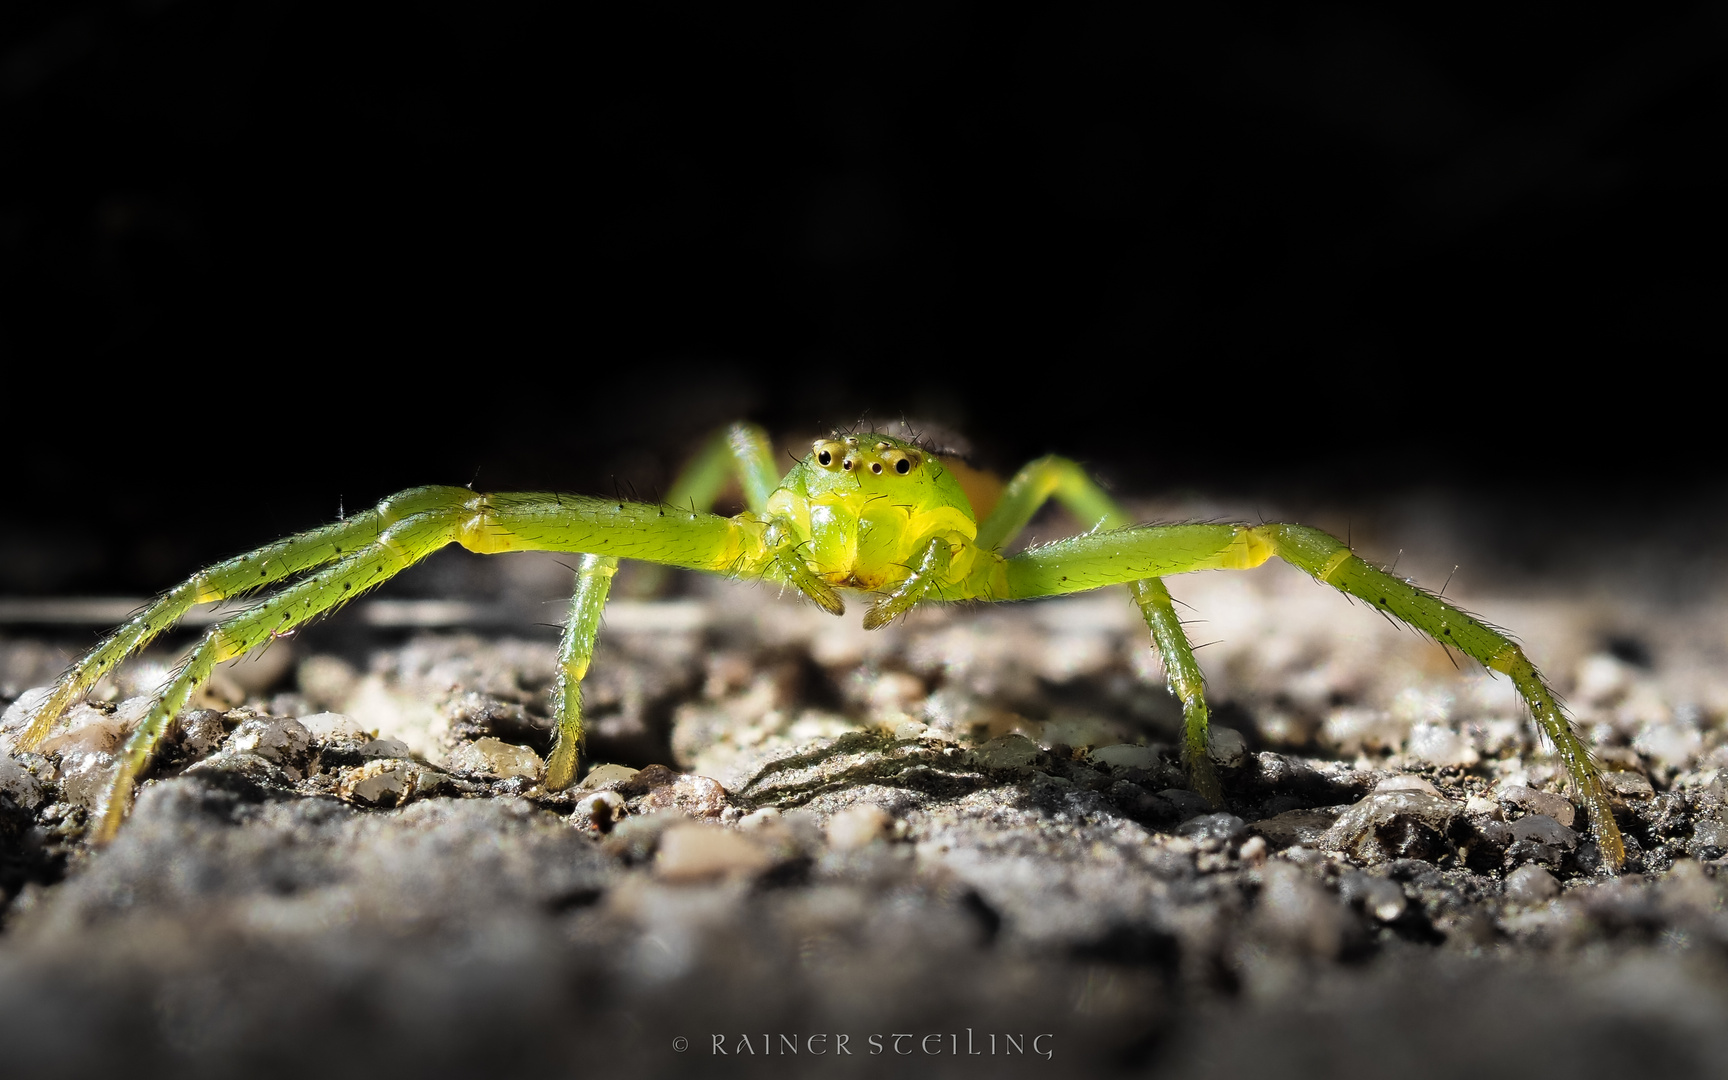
<box><xmin>4</xmin><ymin>532</ymin><xmax>1728</xmax><ymax>1078</ymax></box>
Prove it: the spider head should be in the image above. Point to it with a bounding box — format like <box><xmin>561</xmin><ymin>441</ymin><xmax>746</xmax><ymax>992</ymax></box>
<box><xmin>810</xmin><ymin>434</ymin><xmax>923</xmax><ymax>478</ymax></box>
<box><xmin>792</xmin><ymin>432</ymin><xmax>976</xmax><ymax>522</ymax></box>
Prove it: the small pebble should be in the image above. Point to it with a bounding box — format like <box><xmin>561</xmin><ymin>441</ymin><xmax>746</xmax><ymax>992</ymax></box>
<box><xmin>1690</xmin><ymin>819</ymin><xmax>1728</xmax><ymax>856</ymax></box>
<box><xmin>297</xmin><ymin>712</ymin><xmax>364</xmax><ymax>741</ymax></box>
<box><xmin>826</xmin><ymin>804</ymin><xmax>893</xmax><ymax>851</ymax></box>
<box><xmin>1088</xmin><ymin>744</ymin><xmax>1159</xmax><ymax>771</ymax></box>
<box><xmin>1375</xmin><ymin>775</ymin><xmax>1444</xmax><ymax>797</ymax></box>
<box><xmin>1323</xmin><ymin>791</ymin><xmax>1459</xmax><ymax>863</ymax></box>
<box><xmin>1464</xmin><ymin>794</ymin><xmax>1502</xmax><ymax>819</ymax></box>
<box><xmin>0</xmin><ymin>754</ymin><xmax>46</xmax><ymax>809</ymax></box>
<box><xmin>445</xmin><ymin>737</ymin><xmax>544</xmax><ymax>781</ymax></box>
<box><xmin>1207</xmin><ymin>726</ymin><xmax>1247</xmax><ymax>767</ymax></box>
<box><xmin>229</xmin><ymin>717</ymin><xmax>313</xmax><ymax>770</ymax></box>
<box><xmin>967</xmin><ymin>734</ymin><xmax>1042</xmax><ymax>770</ymax></box>
<box><xmin>738</xmin><ymin>808</ymin><xmax>782</xmax><ymax>831</ymax></box>
<box><xmin>173</xmin><ymin>710</ymin><xmax>228</xmax><ymax>757</ymax></box>
<box><xmin>1238</xmin><ymin>835</ymin><xmax>1269</xmax><ymax>867</ymax></box>
<box><xmin>1407</xmin><ymin>723</ymin><xmax>1479</xmax><ymax>767</ymax></box>
<box><xmin>580</xmin><ymin>763</ymin><xmax>642</xmax><ymax>789</ymax></box>
<box><xmin>340</xmin><ymin>759</ymin><xmax>441</xmax><ymax>807</ymax></box>
<box><xmin>1496</xmin><ymin>784</ymin><xmax>1576</xmax><ymax>827</ymax></box>
<box><xmin>574</xmin><ymin>790</ymin><xmax>627</xmax><ymax>832</ymax></box>
<box><xmin>41</xmin><ymin>701</ymin><xmax>135</xmax><ymax>757</ymax></box>
<box><xmin>1602</xmin><ymin>771</ymin><xmax>1655</xmax><ymax>799</ymax></box>
<box><xmin>359</xmin><ymin>737</ymin><xmax>413</xmax><ymax>760</ymax></box>
<box><xmin>1160</xmin><ymin>788</ymin><xmax>1215</xmax><ymax>820</ymax></box>
<box><xmin>655</xmin><ymin>823</ymin><xmax>773</xmax><ymax>882</ymax></box>
<box><xmin>1254</xmin><ymin>861</ymin><xmax>1349</xmax><ymax>959</ymax></box>
<box><xmin>56</xmin><ymin>749</ymin><xmax>119</xmax><ymax>812</ymax></box>
<box><xmin>1340</xmin><ymin>870</ymin><xmax>1407</xmax><ymax>922</ymax></box>
<box><xmin>1503</xmin><ymin>864</ymin><xmax>1561</xmax><ymax>904</ymax></box>
<box><xmin>1510</xmin><ymin>814</ymin><xmax>1577</xmax><ymax>847</ymax></box>
<box><xmin>1178</xmin><ymin>812</ymin><xmax>1246</xmax><ymax>851</ymax></box>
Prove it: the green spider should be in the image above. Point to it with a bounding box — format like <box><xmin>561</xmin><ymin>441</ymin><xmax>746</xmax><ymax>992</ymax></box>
<box><xmin>19</xmin><ymin>423</ymin><xmax>1624</xmax><ymax>867</ymax></box>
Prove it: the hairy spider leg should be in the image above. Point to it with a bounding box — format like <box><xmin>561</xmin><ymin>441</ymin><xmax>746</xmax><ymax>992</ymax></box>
<box><xmin>860</xmin><ymin>537</ymin><xmax>954</xmax><ymax>629</ymax></box>
<box><xmin>969</xmin><ymin>456</ymin><xmax>1223</xmax><ymax>808</ymax></box>
<box><xmin>664</xmin><ymin>422</ymin><xmax>782</xmax><ymax>517</ymax></box>
<box><xmin>19</xmin><ymin>486</ymin><xmax>471</xmax><ymax>750</ymax></box>
<box><xmin>994</xmin><ymin>522</ymin><xmax>1625</xmax><ymax>869</ymax></box>
<box><xmin>629</xmin><ymin>422</ymin><xmax>782</xmax><ymax>599</ymax></box>
<box><xmin>93</xmin><ymin>500</ymin><xmax>473</xmax><ymax>840</ymax></box>
<box><xmin>66</xmin><ymin>485</ymin><xmax>777</xmax><ymax>840</ymax></box>
<box><xmin>545</xmin><ymin>553</ymin><xmax>618</xmax><ymax>790</ymax></box>
<box><xmin>547</xmin><ymin>423</ymin><xmax>782</xmax><ymax>786</ymax></box>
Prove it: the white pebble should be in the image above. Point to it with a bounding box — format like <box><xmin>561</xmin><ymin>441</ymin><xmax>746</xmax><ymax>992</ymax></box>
<box><xmin>1374</xmin><ymin>775</ymin><xmax>1444</xmax><ymax>797</ymax></box>
<box><xmin>579</xmin><ymin>763</ymin><xmax>641</xmax><ymax>789</ymax></box>
<box><xmin>297</xmin><ymin>712</ymin><xmax>364</xmax><ymax>741</ymax></box>
<box><xmin>654</xmin><ymin>823</ymin><xmax>772</xmax><ymax>882</ymax></box>
<box><xmin>1089</xmin><ymin>744</ymin><xmax>1159</xmax><ymax>771</ymax></box>
<box><xmin>1495</xmin><ymin>784</ymin><xmax>1576</xmax><ymax>827</ymax></box>
<box><xmin>1407</xmin><ymin>722</ymin><xmax>1479</xmax><ymax>767</ymax></box>
<box><xmin>826</xmin><ymin>804</ymin><xmax>892</xmax><ymax>851</ymax></box>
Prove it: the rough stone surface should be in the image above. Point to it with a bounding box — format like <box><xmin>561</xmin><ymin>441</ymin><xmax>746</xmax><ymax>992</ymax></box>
<box><xmin>5</xmin><ymin>539</ymin><xmax>1728</xmax><ymax>1076</ymax></box>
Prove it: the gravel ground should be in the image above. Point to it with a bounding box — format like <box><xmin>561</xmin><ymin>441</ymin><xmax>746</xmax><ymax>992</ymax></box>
<box><xmin>3</xmin><ymin>520</ymin><xmax>1728</xmax><ymax>1078</ymax></box>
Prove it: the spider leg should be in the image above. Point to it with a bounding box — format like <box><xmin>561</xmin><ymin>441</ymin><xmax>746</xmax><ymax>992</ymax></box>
<box><xmin>631</xmin><ymin>422</ymin><xmax>782</xmax><ymax>596</ymax></box>
<box><xmin>994</xmin><ymin>522</ymin><xmax>1625</xmax><ymax>869</ymax></box>
<box><xmin>862</xmin><ymin>537</ymin><xmax>953</xmax><ymax>629</ymax></box>
<box><xmin>1264</xmin><ymin>524</ymin><xmax>1622</xmax><ymax>869</ymax></box>
<box><xmin>664</xmin><ymin>421</ymin><xmax>781</xmax><ymax>516</ymax></box>
<box><xmin>975</xmin><ymin>457</ymin><xmax>1222</xmax><ymax>807</ymax></box>
<box><xmin>19</xmin><ymin>486</ymin><xmax>469</xmax><ymax>749</ymax></box>
<box><xmin>94</xmin><ymin>497</ymin><xmax>476</xmax><ymax>840</ymax></box>
<box><xmin>77</xmin><ymin>486</ymin><xmax>790</xmax><ymax>836</ymax></box>
<box><xmin>545</xmin><ymin>553</ymin><xmax>618</xmax><ymax>790</ymax></box>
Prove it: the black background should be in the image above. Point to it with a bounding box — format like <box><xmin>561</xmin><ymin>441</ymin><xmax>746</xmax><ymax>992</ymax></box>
<box><xmin>3</xmin><ymin>3</ymin><xmax>1724</xmax><ymax>597</ymax></box>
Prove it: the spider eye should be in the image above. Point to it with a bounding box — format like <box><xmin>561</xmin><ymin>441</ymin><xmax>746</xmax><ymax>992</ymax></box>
<box><xmin>895</xmin><ymin>458</ymin><xmax>911</xmax><ymax>474</ymax></box>
<box><xmin>870</xmin><ymin>462</ymin><xmax>883</xmax><ymax>475</ymax></box>
<box><xmin>817</xmin><ymin>450</ymin><xmax>832</xmax><ymax>466</ymax></box>
<box><xmin>843</xmin><ymin>458</ymin><xmax>854</xmax><ymax>470</ymax></box>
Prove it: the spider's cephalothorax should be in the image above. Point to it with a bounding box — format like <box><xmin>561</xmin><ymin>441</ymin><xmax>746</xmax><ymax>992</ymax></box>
<box><xmin>767</xmin><ymin>434</ymin><xmax>983</xmax><ymax>595</ymax></box>
<box><xmin>18</xmin><ymin>422</ymin><xmax>1626</xmax><ymax>870</ymax></box>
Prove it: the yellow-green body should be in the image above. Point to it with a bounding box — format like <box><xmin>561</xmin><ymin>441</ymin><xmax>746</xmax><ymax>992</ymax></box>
<box><xmin>19</xmin><ymin>424</ymin><xmax>1624</xmax><ymax>870</ymax></box>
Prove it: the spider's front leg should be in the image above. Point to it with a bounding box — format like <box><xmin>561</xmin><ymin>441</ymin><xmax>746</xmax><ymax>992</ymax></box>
<box><xmin>863</xmin><ymin>538</ymin><xmax>953</xmax><ymax>629</ymax></box>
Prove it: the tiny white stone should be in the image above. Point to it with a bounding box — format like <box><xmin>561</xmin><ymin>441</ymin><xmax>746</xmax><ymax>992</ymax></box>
<box><xmin>579</xmin><ymin>763</ymin><xmax>641</xmax><ymax>789</ymax></box>
<box><xmin>1089</xmin><ymin>744</ymin><xmax>1160</xmax><ymax>771</ymax></box>
<box><xmin>297</xmin><ymin>712</ymin><xmax>364</xmax><ymax>741</ymax></box>
<box><xmin>1374</xmin><ymin>775</ymin><xmax>1443</xmax><ymax>797</ymax></box>
<box><xmin>655</xmin><ymin>823</ymin><xmax>772</xmax><ymax>882</ymax></box>
<box><xmin>826</xmin><ymin>804</ymin><xmax>892</xmax><ymax>851</ymax></box>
